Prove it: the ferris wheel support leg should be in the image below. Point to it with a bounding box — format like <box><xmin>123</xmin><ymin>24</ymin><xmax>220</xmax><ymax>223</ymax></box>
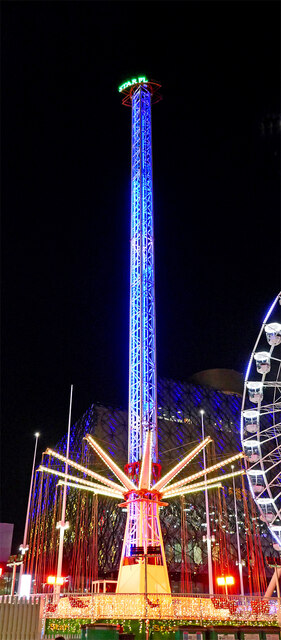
<box><xmin>264</xmin><ymin>567</ymin><xmax>281</xmax><ymax>598</ymax></box>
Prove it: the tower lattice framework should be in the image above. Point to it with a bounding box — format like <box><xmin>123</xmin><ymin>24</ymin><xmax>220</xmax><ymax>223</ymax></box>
<box><xmin>117</xmin><ymin>78</ymin><xmax>170</xmax><ymax>593</ymax></box>
<box><xmin>129</xmin><ymin>83</ymin><xmax>157</xmax><ymax>465</ymax></box>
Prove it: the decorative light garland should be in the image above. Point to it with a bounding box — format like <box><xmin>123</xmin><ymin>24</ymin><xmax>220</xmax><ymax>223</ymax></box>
<box><xmin>44</xmin><ymin>594</ymin><xmax>278</xmax><ymax>625</ymax></box>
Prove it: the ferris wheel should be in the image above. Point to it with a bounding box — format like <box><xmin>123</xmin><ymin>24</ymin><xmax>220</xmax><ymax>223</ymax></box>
<box><xmin>241</xmin><ymin>291</ymin><xmax>281</xmax><ymax>550</ymax></box>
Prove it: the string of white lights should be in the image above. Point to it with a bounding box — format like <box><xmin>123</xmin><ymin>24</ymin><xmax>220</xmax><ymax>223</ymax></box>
<box><xmin>162</xmin><ymin>452</ymin><xmax>244</xmax><ymax>494</ymax></box>
<box><xmin>38</xmin><ymin>465</ymin><xmax>123</xmax><ymax>498</ymax></box>
<box><xmin>163</xmin><ymin>469</ymin><xmax>245</xmax><ymax>498</ymax></box>
<box><xmin>46</xmin><ymin>447</ymin><xmax>124</xmax><ymax>492</ymax></box>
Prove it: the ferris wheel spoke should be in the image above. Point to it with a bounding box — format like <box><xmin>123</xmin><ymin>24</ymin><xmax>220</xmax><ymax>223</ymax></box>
<box><xmin>268</xmin><ymin>517</ymin><xmax>281</xmax><ymax>530</ymax></box>
<box><xmin>256</xmin><ymin>403</ymin><xmax>281</xmax><ymax>416</ymax></box>
<box><xmin>258</xmin><ymin>426</ymin><xmax>281</xmax><ymax>441</ymax></box>
<box><xmin>263</xmin><ymin>381</ymin><xmax>281</xmax><ymax>388</ymax></box>
<box><xmin>261</xmin><ymin>470</ymin><xmax>281</xmax><ymax>493</ymax></box>
<box><xmin>259</xmin><ymin>442</ymin><xmax>281</xmax><ymax>460</ymax></box>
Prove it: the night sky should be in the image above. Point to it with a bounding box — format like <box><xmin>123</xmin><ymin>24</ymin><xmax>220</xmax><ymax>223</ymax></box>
<box><xmin>1</xmin><ymin>1</ymin><xmax>280</xmax><ymax>552</ymax></box>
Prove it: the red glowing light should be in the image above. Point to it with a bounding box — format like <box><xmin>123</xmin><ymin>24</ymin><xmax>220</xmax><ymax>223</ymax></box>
<box><xmin>217</xmin><ymin>575</ymin><xmax>235</xmax><ymax>586</ymax></box>
<box><xmin>47</xmin><ymin>575</ymin><xmax>65</xmax><ymax>585</ymax></box>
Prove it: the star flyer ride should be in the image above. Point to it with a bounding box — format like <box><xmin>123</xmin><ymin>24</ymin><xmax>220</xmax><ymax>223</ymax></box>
<box><xmin>38</xmin><ymin>76</ymin><xmax>245</xmax><ymax>595</ymax></box>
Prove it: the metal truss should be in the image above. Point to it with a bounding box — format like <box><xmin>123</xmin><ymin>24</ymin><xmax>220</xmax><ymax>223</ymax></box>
<box><xmin>129</xmin><ymin>85</ymin><xmax>157</xmax><ymax>465</ymax></box>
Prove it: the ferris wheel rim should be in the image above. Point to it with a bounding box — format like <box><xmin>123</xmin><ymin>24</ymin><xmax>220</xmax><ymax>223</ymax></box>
<box><xmin>241</xmin><ymin>291</ymin><xmax>281</xmax><ymax>546</ymax></box>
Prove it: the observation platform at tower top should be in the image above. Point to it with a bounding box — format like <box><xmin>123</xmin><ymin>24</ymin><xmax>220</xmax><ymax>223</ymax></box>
<box><xmin>118</xmin><ymin>75</ymin><xmax>162</xmax><ymax>105</ymax></box>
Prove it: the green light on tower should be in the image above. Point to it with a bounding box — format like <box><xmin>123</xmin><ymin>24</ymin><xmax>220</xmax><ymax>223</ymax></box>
<box><xmin>118</xmin><ymin>76</ymin><xmax>148</xmax><ymax>92</ymax></box>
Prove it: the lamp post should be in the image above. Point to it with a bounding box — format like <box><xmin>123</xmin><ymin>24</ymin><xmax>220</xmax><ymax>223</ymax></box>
<box><xmin>7</xmin><ymin>555</ymin><xmax>24</xmax><ymax>596</ymax></box>
<box><xmin>18</xmin><ymin>431</ymin><xmax>40</xmax><ymax>595</ymax></box>
<box><xmin>232</xmin><ymin>465</ymin><xmax>244</xmax><ymax>596</ymax></box>
<box><xmin>55</xmin><ymin>385</ymin><xmax>73</xmax><ymax>598</ymax></box>
<box><xmin>200</xmin><ymin>410</ymin><xmax>213</xmax><ymax>595</ymax></box>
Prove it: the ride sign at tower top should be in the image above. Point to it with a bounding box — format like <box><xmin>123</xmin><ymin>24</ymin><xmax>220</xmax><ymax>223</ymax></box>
<box><xmin>118</xmin><ymin>76</ymin><xmax>148</xmax><ymax>92</ymax></box>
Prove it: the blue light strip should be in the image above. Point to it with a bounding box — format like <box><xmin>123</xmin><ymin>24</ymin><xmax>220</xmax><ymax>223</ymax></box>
<box><xmin>129</xmin><ymin>85</ymin><xmax>157</xmax><ymax>464</ymax></box>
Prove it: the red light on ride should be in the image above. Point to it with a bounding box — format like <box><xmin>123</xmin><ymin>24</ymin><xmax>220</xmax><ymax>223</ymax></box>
<box><xmin>47</xmin><ymin>575</ymin><xmax>65</xmax><ymax>585</ymax></box>
<box><xmin>217</xmin><ymin>575</ymin><xmax>235</xmax><ymax>586</ymax></box>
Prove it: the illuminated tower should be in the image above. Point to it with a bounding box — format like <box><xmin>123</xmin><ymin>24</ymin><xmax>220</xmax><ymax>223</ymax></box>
<box><xmin>121</xmin><ymin>77</ymin><xmax>161</xmax><ymax>466</ymax></box>
<box><xmin>117</xmin><ymin>76</ymin><xmax>170</xmax><ymax>593</ymax></box>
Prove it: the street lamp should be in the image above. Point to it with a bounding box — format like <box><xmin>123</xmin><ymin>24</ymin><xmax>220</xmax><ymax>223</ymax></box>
<box><xmin>18</xmin><ymin>432</ymin><xmax>40</xmax><ymax>595</ymax></box>
<box><xmin>7</xmin><ymin>555</ymin><xmax>24</xmax><ymax>596</ymax></box>
<box><xmin>55</xmin><ymin>385</ymin><xmax>73</xmax><ymax>599</ymax></box>
<box><xmin>232</xmin><ymin>465</ymin><xmax>244</xmax><ymax>595</ymax></box>
<box><xmin>200</xmin><ymin>409</ymin><xmax>213</xmax><ymax>595</ymax></box>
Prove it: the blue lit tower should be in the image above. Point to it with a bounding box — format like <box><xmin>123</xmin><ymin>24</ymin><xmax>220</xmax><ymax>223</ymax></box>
<box><xmin>120</xmin><ymin>76</ymin><xmax>161</xmax><ymax>469</ymax></box>
<box><xmin>130</xmin><ymin>81</ymin><xmax>157</xmax><ymax>465</ymax></box>
<box><xmin>117</xmin><ymin>77</ymin><xmax>171</xmax><ymax>593</ymax></box>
